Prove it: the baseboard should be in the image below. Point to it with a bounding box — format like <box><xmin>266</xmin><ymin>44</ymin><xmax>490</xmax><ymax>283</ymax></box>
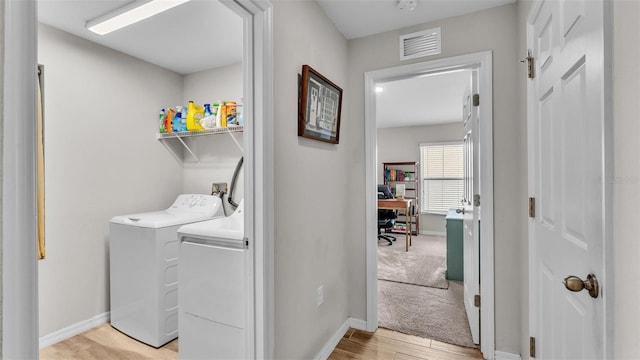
<box><xmin>420</xmin><ymin>230</ymin><xmax>446</xmax><ymax>236</ymax></box>
<box><xmin>39</xmin><ymin>311</ymin><xmax>110</xmax><ymax>349</ymax></box>
<box><xmin>348</xmin><ymin>318</ymin><xmax>367</xmax><ymax>331</ymax></box>
<box><xmin>494</xmin><ymin>350</ymin><xmax>522</xmax><ymax>360</ymax></box>
<box><xmin>314</xmin><ymin>318</ymin><xmax>350</xmax><ymax>360</ymax></box>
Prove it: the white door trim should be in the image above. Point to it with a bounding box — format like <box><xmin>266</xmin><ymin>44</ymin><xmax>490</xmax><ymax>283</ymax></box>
<box><xmin>364</xmin><ymin>51</ymin><xmax>495</xmax><ymax>359</ymax></box>
<box><xmin>2</xmin><ymin>0</ymin><xmax>39</xmax><ymax>358</ymax></box>
<box><xmin>2</xmin><ymin>0</ymin><xmax>274</xmax><ymax>358</ymax></box>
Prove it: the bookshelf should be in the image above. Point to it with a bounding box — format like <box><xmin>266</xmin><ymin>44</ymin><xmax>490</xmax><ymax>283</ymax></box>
<box><xmin>383</xmin><ymin>161</ymin><xmax>419</xmax><ymax>236</ymax></box>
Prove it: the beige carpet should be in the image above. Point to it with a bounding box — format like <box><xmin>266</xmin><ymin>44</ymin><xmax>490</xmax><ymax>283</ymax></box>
<box><xmin>377</xmin><ymin>280</ymin><xmax>477</xmax><ymax>348</ymax></box>
<box><xmin>377</xmin><ymin>234</ymin><xmax>448</xmax><ymax>289</ymax></box>
<box><xmin>377</xmin><ymin>234</ymin><xmax>477</xmax><ymax>349</ymax></box>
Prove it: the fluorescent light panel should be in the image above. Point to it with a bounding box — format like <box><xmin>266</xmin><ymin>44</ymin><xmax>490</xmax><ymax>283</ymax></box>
<box><xmin>86</xmin><ymin>0</ymin><xmax>190</xmax><ymax>35</ymax></box>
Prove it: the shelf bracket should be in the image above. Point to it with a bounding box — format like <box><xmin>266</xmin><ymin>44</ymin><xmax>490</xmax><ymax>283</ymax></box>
<box><xmin>175</xmin><ymin>135</ymin><xmax>200</xmax><ymax>162</ymax></box>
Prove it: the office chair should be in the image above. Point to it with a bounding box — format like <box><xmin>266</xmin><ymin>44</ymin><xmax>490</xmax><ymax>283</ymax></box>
<box><xmin>377</xmin><ymin>185</ymin><xmax>396</xmax><ymax>246</ymax></box>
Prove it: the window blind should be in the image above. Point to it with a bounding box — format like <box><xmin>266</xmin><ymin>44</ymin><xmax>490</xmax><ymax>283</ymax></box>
<box><xmin>421</xmin><ymin>143</ymin><xmax>464</xmax><ymax>213</ymax></box>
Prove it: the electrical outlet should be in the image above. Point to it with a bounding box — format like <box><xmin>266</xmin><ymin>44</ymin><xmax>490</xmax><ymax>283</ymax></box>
<box><xmin>211</xmin><ymin>182</ymin><xmax>228</xmax><ymax>195</ymax></box>
<box><xmin>317</xmin><ymin>285</ymin><xmax>324</xmax><ymax>307</ymax></box>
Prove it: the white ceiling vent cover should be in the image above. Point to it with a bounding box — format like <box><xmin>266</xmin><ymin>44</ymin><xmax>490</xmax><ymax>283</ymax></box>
<box><xmin>400</xmin><ymin>27</ymin><xmax>441</xmax><ymax>61</ymax></box>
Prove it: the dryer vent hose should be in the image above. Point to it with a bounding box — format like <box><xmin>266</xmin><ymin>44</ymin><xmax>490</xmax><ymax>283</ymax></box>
<box><xmin>228</xmin><ymin>156</ymin><xmax>243</xmax><ymax>209</ymax></box>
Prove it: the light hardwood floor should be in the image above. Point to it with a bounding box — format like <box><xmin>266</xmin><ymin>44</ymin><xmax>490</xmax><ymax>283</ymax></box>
<box><xmin>329</xmin><ymin>328</ymin><xmax>483</xmax><ymax>360</ymax></box>
<box><xmin>40</xmin><ymin>323</ymin><xmax>178</xmax><ymax>360</ymax></box>
<box><xmin>41</xmin><ymin>324</ymin><xmax>482</xmax><ymax>359</ymax></box>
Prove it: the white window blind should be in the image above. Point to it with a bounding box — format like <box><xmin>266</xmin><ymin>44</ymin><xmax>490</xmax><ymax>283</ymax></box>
<box><xmin>420</xmin><ymin>143</ymin><xmax>464</xmax><ymax>213</ymax></box>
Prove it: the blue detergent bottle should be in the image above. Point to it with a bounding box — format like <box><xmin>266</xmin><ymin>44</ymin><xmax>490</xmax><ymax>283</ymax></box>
<box><xmin>173</xmin><ymin>112</ymin><xmax>182</xmax><ymax>132</ymax></box>
<box><xmin>181</xmin><ymin>109</ymin><xmax>188</xmax><ymax>132</ymax></box>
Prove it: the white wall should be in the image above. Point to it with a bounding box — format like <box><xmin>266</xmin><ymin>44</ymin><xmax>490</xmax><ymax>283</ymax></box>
<box><xmin>182</xmin><ymin>63</ymin><xmax>244</xmax><ymax>215</ymax></box>
<box><xmin>612</xmin><ymin>1</ymin><xmax>640</xmax><ymax>358</ymax></box>
<box><xmin>347</xmin><ymin>3</ymin><xmax>524</xmax><ymax>353</ymax></box>
<box><xmin>272</xmin><ymin>1</ymin><xmax>350</xmax><ymax>358</ymax></box>
<box><xmin>37</xmin><ymin>24</ymin><xmax>184</xmax><ymax>337</ymax></box>
<box><xmin>377</xmin><ymin>123</ymin><xmax>464</xmax><ymax>234</ymax></box>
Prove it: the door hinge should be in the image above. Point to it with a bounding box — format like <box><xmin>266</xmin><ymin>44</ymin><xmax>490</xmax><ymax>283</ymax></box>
<box><xmin>474</xmin><ymin>294</ymin><xmax>480</xmax><ymax>307</ymax></box>
<box><xmin>244</xmin><ymin>237</ymin><xmax>249</xmax><ymax>248</ymax></box>
<box><xmin>521</xmin><ymin>49</ymin><xmax>535</xmax><ymax>79</ymax></box>
<box><xmin>529</xmin><ymin>197</ymin><xmax>536</xmax><ymax>218</ymax></box>
<box><xmin>530</xmin><ymin>336</ymin><xmax>536</xmax><ymax>358</ymax></box>
<box><xmin>472</xmin><ymin>94</ymin><xmax>480</xmax><ymax>107</ymax></box>
<box><xmin>473</xmin><ymin>194</ymin><xmax>481</xmax><ymax>207</ymax></box>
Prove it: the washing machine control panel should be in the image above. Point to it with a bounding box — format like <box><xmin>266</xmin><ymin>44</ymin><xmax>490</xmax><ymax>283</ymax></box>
<box><xmin>170</xmin><ymin>194</ymin><xmax>219</xmax><ymax>211</ymax></box>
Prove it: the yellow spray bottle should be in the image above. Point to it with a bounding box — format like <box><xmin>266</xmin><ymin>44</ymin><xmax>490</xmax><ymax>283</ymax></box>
<box><xmin>186</xmin><ymin>101</ymin><xmax>205</xmax><ymax>131</ymax></box>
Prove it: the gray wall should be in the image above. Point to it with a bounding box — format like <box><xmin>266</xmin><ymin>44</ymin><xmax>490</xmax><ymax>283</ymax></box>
<box><xmin>272</xmin><ymin>1</ymin><xmax>350</xmax><ymax>358</ymax></box>
<box><xmin>612</xmin><ymin>1</ymin><xmax>640</xmax><ymax>358</ymax></box>
<box><xmin>37</xmin><ymin>24</ymin><xmax>184</xmax><ymax>337</ymax></box>
<box><xmin>346</xmin><ymin>3</ymin><xmax>525</xmax><ymax>353</ymax></box>
<box><xmin>377</xmin><ymin>123</ymin><xmax>464</xmax><ymax>234</ymax></box>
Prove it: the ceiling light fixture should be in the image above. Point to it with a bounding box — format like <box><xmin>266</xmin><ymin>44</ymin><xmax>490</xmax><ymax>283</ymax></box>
<box><xmin>86</xmin><ymin>0</ymin><xmax>191</xmax><ymax>35</ymax></box>
<box><xmin>397</xmin><ymin>0</ymin><xmax>417</xmax><ymax>12</ymax></box>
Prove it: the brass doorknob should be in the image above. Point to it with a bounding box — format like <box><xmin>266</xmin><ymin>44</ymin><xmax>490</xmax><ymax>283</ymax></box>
<box><xmin>563</xmin><ymin>274</ymin><xmax>599</xmax><ymax>298</ymax></box>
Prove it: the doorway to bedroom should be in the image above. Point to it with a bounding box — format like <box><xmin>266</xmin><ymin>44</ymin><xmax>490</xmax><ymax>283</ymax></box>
<box><xmin>375</xmin><ymin>69</ymin><xmax>474</xmax><ymax>349</ymax></box>
<box><xmin>365</xmin><ymin>52</ymin><xmax>494</xmax><ymax>356</ymax></box>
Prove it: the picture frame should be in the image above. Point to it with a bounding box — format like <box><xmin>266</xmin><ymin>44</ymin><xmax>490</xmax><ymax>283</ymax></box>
<box><xmin>298</xmin><ymin>65</ymin><xmax>343</xmax><ymax>144</ymax></box>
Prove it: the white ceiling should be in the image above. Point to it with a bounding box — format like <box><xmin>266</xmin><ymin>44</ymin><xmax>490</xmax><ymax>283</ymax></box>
<box><xmin>316</xmin><ymin>0</ymin><xmax>515</xmax><ymax>40</ymax></box>
<box><xmin>375</xmin><ymin>69</ymin><xmax>471</xmax><ymax>128</ymax></box>
<box><xmin>37</xmin><ymin>0</ymin><xmax>244</xmax><ymax>75</ymax></box>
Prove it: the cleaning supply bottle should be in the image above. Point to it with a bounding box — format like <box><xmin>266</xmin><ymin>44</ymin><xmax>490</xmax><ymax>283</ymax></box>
<box><xmin>170</xmin><ymin>109</ymin><xmax>181</xmax><ymax>132</ymax></box>
<box><xmin>226</xmin><ymin>101</ymin><xmax>237</xmax><ymax>126</ymax></box>
<box><xmin>174</xmin><ymin>111</ymin><xmax>182</xmax><ymax>131</ymax></box>
<box><xmin>159</xmin><ymin>109</ymin><xmax>166</xmax><ymax>133</ymax></box>
<box><xmin>219</xmin><ymin>101</ymin><xmax>227</xmax><ymax>128</ymax></box>
<box><xmin>213</xmin><ymin>103</ymin><xmax>221</xmax><ymax>128</ymax></box>
<box><xmin>186</xmin><ymin>101</ymin><xmax>205</xmax><ymax>131</ymax></box>
<box><xmin>165</xmin><ymin>108</ymin><xmax>175</xmax><ymax>133</ymax></box>
<box><xmin>176</xmin><ymin>106</ymin><xmax>187</xmax><ymax>132</ymax></box>
<box><xmin>180</xmin><ymin>109</ymin><xmax>187</xmax><ymax>132</ymax></box>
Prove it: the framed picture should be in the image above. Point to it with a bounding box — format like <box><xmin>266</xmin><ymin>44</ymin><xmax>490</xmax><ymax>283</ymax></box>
<box><xmin>298</xmin><ymin>65</ymin><xmax>343</xmax><ymax>144</ymax></box>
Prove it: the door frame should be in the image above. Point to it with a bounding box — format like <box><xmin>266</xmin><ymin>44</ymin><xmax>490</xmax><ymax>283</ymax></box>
<box><xmin>1</xmin><ymin>0</ymin><xmax>275</xmax><ymax>358</ymax></box>
<box><xmin>525</xmin><ymin>0</ymin><xmax>614</xmax><ymax>358</ymax></box>
<box><xmin>364</xmin><ymin>51</ymin><xmax>494</xmax><ymax>358</ymax></box>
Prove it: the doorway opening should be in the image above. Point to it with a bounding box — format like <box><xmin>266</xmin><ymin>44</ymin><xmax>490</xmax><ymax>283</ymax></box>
<box><xmin>376</xmin><ymin>68</ymin><xmax>474</xmax><ymax>348</ymax></box>
<box><xmin>364</xmin><ymin>51</ymin><xmax>495</xmax><ymax>358</ymax></box>
<box><xmin>2</xmin><ymin>1</ymin><xmax>274</xmax><ymax>358</ymax></box>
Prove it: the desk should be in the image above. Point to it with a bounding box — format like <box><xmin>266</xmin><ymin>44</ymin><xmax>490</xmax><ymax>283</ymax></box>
<box><xmin>378</xmin><ymin>199</ymin><xmax>413</xmax><ymax>251</ymax></box>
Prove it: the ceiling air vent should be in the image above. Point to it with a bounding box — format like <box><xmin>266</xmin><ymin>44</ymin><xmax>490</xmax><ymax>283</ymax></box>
<box><xmin>400</xmin><ymin>27</ymin><xmax>441</xmax><ymax>61</ymax></box>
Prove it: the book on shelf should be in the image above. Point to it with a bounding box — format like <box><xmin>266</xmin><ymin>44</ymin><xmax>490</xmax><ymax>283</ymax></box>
<box><xmin>384</xmin><ymin>169</ymin><xmax>408</xmax><ymax>182</ymax></box>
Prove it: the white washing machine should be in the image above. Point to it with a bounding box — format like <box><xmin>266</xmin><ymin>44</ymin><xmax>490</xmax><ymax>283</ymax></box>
<box><xmin>178</xmin><ymin>200</ymin><xmax>245</xmax><ymax>360</ymax></box>
<box><xmin>109</xmin><ymin>194</ymin><xmax>224</xmax><ymax>348</ymax></box>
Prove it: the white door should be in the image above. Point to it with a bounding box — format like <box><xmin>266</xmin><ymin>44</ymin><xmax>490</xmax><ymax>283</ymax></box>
<box><xmin>528</xmin><ymin>0</ymin><xmax>607</xmax><ymax>358</ymax></box>
<box><xmin>462</xmin><ymin>71</ymin><xmax>480</xmax><ymax>344</ymax></box>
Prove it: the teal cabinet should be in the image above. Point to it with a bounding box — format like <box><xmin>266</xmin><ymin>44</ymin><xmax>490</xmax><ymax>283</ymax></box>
<box><xmin>445</xmin><ymin>209</ymin><xmax>464</xmax><ymax>281</ymax></box>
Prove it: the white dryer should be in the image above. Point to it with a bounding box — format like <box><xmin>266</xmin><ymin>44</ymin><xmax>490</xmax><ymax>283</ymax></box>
<box><xmin>109</xmin><ymin>194</ymin><xmax>224</xmax><ymax>348</ymax></box>
<box><xmin>178</xmin><ymin>200</ymin><xmax>245</xmax><ymax>360</ymax></box>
